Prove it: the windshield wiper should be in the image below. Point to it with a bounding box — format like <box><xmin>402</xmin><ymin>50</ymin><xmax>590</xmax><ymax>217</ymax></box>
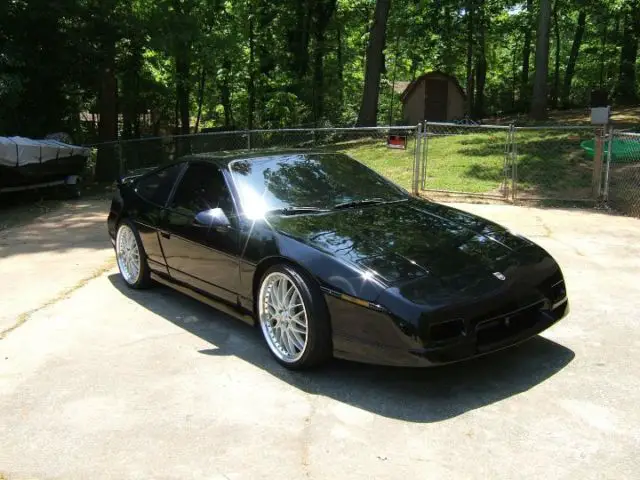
<box><xmin>266</xmin><ymin>206</ymin><xmax>329</xmax><ymax>216</ymax></box>
<box><xmin>333</xmin><ymin>197</ymin><xmax>407</xmax><ymax>210</ymax></box>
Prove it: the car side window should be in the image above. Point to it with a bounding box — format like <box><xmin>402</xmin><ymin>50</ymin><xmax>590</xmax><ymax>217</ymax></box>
<box><xmin>169</xmin><ymin>163</ymin><xmax>233</xmax><ymax>216</ymax></box>
<box><xmin>136</xmin><ymin>163</ymin><xmax>184</xmax><ymax>206</ymax></box>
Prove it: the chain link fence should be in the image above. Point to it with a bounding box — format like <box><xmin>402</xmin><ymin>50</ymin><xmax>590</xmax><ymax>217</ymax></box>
<box><xmin>513</xmin><ymin>126</ymin><xmax>601</xmax><ymax>203</ymax></box>
<box><xmin>87</xmin><ymin>124</ymin><xmax>640</xmax><ymax>218</ymax></box>
<box><xmin>604</xmin><ymin>131</ymin><xmax>640</xmax><ymax>216</ymax></box>
<box><xmin>89</xmin><ymin>126</ymin><xmax>421</xmax><ymax>193</ymax></box>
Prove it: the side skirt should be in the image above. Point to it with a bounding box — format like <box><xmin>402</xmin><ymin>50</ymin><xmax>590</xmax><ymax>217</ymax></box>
<box><xmin>150</xmin><ymin>272</ymin><xmax>256</xmax><ymax>327</ymax></box>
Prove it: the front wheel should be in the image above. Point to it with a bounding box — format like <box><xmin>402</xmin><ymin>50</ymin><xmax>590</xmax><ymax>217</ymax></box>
<box><xmin>258</xmin><ymin>265</ymin><xmax>332</xmax><ymax>369</ymax></box>
<box><xmin>115</xmin><ymin>220</ymin><xmax>152</xmax><ymax>289</ymax></box>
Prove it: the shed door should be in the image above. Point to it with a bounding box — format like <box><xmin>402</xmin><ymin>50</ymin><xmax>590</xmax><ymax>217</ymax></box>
<box><xmin>424</xmin><ymin>79</ymin><xmax>448</xmax><ymax>122</ymax></box>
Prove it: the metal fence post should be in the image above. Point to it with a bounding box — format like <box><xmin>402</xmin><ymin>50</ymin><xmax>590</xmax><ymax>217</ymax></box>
<box><xmin>412</xmin><ymin>123</ymin><xmax>422</xmax><ymax>195</ymax></box>
<box><xmin>421</xmin><ymin>123</ymin><xmax>429</xmax><ymax>189</ymax></box>
<box><xmin>510</xmin><ymin>124</ymin><xmax>517</xmax><ymax>204</ymax></box>
<box><xmin>247</xmin><ymin>130</ymin><xmax>252</xmax><ymax>151</ymax></box>
<box><xmin>603</xmin><ymin>125</ymin><xmax>614</xmax><ymax>202</ymax></box>
<box><xmin>502</xmin><ymin>126</ymin><xmax>511</xmax><ymax>200</ymax></box>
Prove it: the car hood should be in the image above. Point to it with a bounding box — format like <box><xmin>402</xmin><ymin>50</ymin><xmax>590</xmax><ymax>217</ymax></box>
<box><xmin>268</xmin><ymin>198</ymin><xmax>541</xmax><ymax>288</ymax></box>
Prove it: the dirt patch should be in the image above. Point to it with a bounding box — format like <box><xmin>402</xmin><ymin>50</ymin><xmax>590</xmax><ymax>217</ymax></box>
<box><xmin>0</xmin><ymin>183</ymin><xmax>115</xmax><ymax>232</ymax></box>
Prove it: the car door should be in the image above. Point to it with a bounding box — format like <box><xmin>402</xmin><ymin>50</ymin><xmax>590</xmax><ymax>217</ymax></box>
<box><xmin>159</xmin><ymin>161</ymin><xmax>240</xmax><ymax>305</ymax></box>
<box><xmin>131</xmin><ymin>162</ymin><xmax>186</xmax><ymax>277</ymax></box>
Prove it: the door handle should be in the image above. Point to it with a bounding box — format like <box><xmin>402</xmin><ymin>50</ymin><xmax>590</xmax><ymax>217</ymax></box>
<box><xmin>160</xmin><ymin>231</ymin><xmax>171</xmax><ymax>239</ymax></box>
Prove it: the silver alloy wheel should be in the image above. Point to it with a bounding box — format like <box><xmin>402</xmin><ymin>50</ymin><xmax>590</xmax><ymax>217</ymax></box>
<box><xmin>259</xmin><ymin>272</ymin><xmax>309</xmax><ymax>363</ymax></box>
<box><xmin>116</xmin><ymin>224</ymin><xmax>141</xmax><ymax>285</ymax></box>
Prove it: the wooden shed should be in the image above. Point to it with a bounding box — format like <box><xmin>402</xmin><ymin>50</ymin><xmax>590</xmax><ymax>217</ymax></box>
<box><xmin>399</xmin><ymin>72</ymin><xmax>466</xmax><ymax>123</ymax></box>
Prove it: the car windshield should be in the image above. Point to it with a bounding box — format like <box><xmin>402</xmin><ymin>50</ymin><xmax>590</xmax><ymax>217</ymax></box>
<box><xmin>228</xmin><ymin>153</ymin><xmax>406</xmax><ymax>218</ymax></box>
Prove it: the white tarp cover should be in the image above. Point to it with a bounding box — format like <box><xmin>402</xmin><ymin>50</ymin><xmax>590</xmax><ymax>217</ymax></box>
<box><xmin>0</xmin><ymin>136</ymin><xmax>90</xmax><ymax>168</ymax></box>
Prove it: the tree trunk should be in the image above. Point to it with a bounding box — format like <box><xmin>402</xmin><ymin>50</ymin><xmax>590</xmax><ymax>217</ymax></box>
<box><xmin>312</xmin><ymin>0</ymin><xmax>337</xmax><ymax>123</ymax></box>
<box><xmin>520</xmin><ymin>0</ymin><xmax>533</xmax><ymax>110</ymax></box>
<box><xmin>175</xmin><ymin>47</ymin><xmax>190</xmax><ymax>135</ymax></box>
<box><xmin>248</xmin><ymin>7</ymin><xmax>255</xmax><ymax>130</ymax></box>
<box><xmin>95</xmin><ymin>56</ymin><xmax>119</xmax><ymax>181</ymax></box>
<box><xmin>474</xmin><ymin>0</ymin><xmax>487</xmax><ymax>119</ymax></box>
<box><xmin>221</xmin><ymin>58</ymin><xmax>234</xmax><ymax>128</ymax></box>
<box><xmin>616</xmin><ymin>6</ymin><xmax>640</xmax><ymax>104</ymax></box>
<box><xmin>550</xmin><ymin>0</ymin><xmax>561</xmax><ymax>109</ymax></box>
<box><xmin>356</xmin><ymin>0</ymin><xmax>392</xmax><ymax>126</ymax></box>
<box><xmin>561</xmin><ymin>11</ymin><xmax>586</xmax><ymax>107</ymax></box>
<box><xmin>312</xmin><ymin>33</ymin><xmax>325</xmax><ymax>123</ymax></box>
<box><xmin>410</xmin><ymin>58</ymin><xmax>419</xmax><ymax>81</ymax></box>
<box><xmin>289</xmin><ymin>0</ymin><xmax>312</xmax><ymax>80</ymax></box>
<box><xmin>530</xmin><ymin>0</ymin><xmax>552</xmax><ymax>120</ymax></box>
<box><xmin>465</xmin><ymin>0</ymin><xmax>474</xmax><ymax>116</ymax></box>
<box><xmin>121</xmin><ymin>36</ymin><xmax>143</xmax><ymax>139</ymax></box>
<box><xmin>336</xmin><ymin>11</ymin><xmax>344</xmax><ymax>109</ymax></box>
<box><xmin>599</xmin><ymin>18</ymin><xmax>608</xmax><ymax>88</ymax></box>
<box><xmin>122</xmin><ymin>74</ymin><xmax>135</xmax><ymax>139</ymax></box>
<box><xmin>388</xmin><ymin>35</ymin><xmax>400</xmax><ymax>125</ymax></box>
<box><xmin>441</xmin><ymin>3</ymin><xmax>454</xmax><ymax>72</ymax></box>
<box><xmin>512</xmin><ymin>39</ymin><xmax>518</xmax><ymax>110</ymax></box>
<box><xmin>194</xmin><ymin>67</ymin><xmax>206</xmax><ymax>132</ymax></box>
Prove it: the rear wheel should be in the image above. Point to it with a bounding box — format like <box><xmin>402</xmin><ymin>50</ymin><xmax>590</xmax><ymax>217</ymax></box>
<box><xmin>115</xmin><ymin>220</ymin><xmax>152</xmax><ymax>289</ymax></box>
<box><xmin>258</xmin><ymin>265</ymin><xmax>332</xmax><ymax>369</ymax></box>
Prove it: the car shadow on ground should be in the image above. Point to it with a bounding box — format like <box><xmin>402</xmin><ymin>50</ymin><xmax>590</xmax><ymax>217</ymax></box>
<box><xmin>108</xmin><ymin>274</ymin><xmax>575</xmax><ymax>423</ymax></box>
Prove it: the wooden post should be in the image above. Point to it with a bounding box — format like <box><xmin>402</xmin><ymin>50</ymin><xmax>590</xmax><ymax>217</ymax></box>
<box><xmin>592</xmin><ymin>127</ymin><xmax>604</xmax><ymax>199</ymax></box>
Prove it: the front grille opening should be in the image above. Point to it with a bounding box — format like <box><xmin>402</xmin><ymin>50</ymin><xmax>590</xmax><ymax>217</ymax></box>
<box><xmin>476</xmin><ymin>302</ymin><xmax>543</xmax><ymax>346</ymax></box>
<box><xmin>430</xmin><ymin>319</ymin><xmax>465</xmax><ymax>342</ymax></box>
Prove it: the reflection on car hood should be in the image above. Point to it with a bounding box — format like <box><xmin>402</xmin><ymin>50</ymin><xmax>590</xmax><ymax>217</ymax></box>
<box><xmin>269</xmin><ymin>198</ymin><xmax>536</xmax><ymax>286</ymax></box>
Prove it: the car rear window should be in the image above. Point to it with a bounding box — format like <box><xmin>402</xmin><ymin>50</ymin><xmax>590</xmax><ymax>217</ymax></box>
<box><xmin>135</xmin><ymin>163</ymin><xmax>184</xmax><ymax>206</ymax></box>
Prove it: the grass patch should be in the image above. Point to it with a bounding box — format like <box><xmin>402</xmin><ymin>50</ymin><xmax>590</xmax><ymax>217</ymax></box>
<box><xmin>515</xmin><ymin>130</ymin><xmax>593</xmax><ymax>198</ymax></box>
<box><xmin>333</xmin><ymin>129</ymin><xmax>594</xmax><ymax>199</ymax></box>
<box><xmin>335</xmin><ymin>133</ymin><xmax>506</xmax><ymax>194</ymax></box>
<box><xmin>337</xmin><ymin>138</ymin><xmax>416</xmax><ymax>191</ymax></box>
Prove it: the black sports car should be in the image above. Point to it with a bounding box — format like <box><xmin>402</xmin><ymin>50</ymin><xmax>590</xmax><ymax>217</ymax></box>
<box><xmin>107</xmin><ymin>151</ymin><xmax>569</xmax><ymax>369</ymax></box>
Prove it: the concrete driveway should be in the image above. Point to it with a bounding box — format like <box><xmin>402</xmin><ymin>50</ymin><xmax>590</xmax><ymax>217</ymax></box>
<box><xmin>1</xmin><ymin>198</ymin><xmax>639</xmax><ymax>479</ymax></box>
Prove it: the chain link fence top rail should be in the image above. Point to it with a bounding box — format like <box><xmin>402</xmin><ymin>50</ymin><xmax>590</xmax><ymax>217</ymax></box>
<box><xmin>514</xmin><ymin>126</ymin><xmax>601</xmax><ymax>202</ymax></box>
<box><xmin>89</xmin><ymin>126</ymin><xmax>420</xmax><ymax>193</ymax></box>
<box><xmin>419</xmin><ymin>122</ymin><xmax>512</xmax><ymax>200</ymax></box>
<box><xmin>606</xmin><ymin>131</ymin><xmax>640</xmax><ymax>217</ymax></box>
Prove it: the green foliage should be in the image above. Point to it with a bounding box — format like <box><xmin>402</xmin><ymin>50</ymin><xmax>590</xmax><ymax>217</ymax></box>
<box><xmin>0</xmin><ymin>0</ymin><xmax>638</xmax><ymax>141</ymax></box>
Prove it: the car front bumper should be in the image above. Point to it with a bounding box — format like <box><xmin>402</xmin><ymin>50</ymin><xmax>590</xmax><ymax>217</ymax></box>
<box><xmin>327</xmin><ymin>293</ymin><xmax>569</xmax><ymax>368</ymax></box>
<box><xmin>407</xmin><ymin>299</ymin><xmax>569</xmax><ymax>365</ymax></box>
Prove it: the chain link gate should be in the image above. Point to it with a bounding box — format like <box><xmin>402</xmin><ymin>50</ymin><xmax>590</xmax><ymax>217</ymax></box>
<box><xmin>513</xmin><ymin>126</ymin><xmax>602</xmax><ymax>203</ymax></box>
<box><xmin>416</xmin><ymin>122</ymin><xmax>513</xmax><ymax>201</ymax></box>
<box><xmin>414</xmin><ymin>123</ymin><xmax>606</xmax><ymax>205</ymax></box>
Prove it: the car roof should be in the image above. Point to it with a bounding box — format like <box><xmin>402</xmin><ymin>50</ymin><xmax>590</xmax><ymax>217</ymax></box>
<box><xmin>182</xmin><ymin>149</ymin><xmax>338</xmax><ymax>168</ymax></box>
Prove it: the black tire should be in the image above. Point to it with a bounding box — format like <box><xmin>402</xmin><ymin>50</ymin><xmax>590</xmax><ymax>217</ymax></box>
<box><xmin>257</xmin><ymin>264</ymin><xmax>332</xmax><ymax>370</ymax></box>
<box><xmin>115</xmin><ymin>219</ymin><xmax>153</xmax><ymax>289</ymax></box>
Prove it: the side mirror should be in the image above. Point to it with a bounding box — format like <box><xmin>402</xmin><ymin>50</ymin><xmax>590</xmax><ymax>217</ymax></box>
<box><xmin>194</xmin><ymin>208</ymin><xmax>231</xmax><ymax>232</ymax></box>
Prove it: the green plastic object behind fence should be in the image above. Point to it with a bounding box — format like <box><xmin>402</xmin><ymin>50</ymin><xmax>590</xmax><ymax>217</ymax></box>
<box><xmin>580</xmin><ymin>138</ymin><xmax>640</xmax><ymax>163</ymax></box>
